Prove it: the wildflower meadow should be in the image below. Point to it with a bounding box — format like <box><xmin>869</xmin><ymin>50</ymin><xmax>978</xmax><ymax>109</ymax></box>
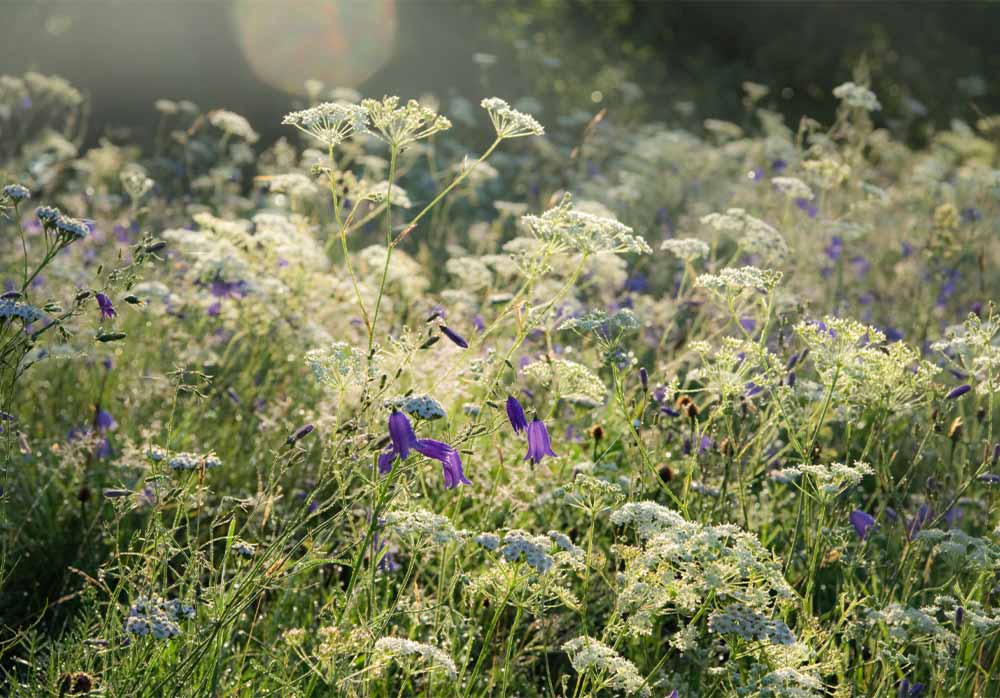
<box><xmin>3</xmin><ymin>39</ymin><xmax>1000</xmax><ymax>698</ymax></box>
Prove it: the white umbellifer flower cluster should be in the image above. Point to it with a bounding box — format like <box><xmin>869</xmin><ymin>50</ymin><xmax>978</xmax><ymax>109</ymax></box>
<box><xmin>796</xmin><ymin>317</ymin><xmax>940</xmax><ymax>415</ymax></box>
<box><xmin>932</xmin><ymin>315</ymin><xmax>1000</xmax><ymax>396</ymax></box>
<box><xmin>702</xmin><ymin>208</ymin><xmax>788</xmax><ymax>263</ymax></box>
<box><xmin>208</xmin><ymin>109</ymin><xmax>259</xmax><ymax>143</ymax></box>
<box><xmin>928</xmin><ymin>595</ymin><xmax>1000</xmax><ymax>633</ymax></box>
<box><xmin>252</xmin><ymin>212</ymin><xmax>328</xmax><ymax>271</ymax></box>
<box><xmin>802</xmin><ymin>158</ymin><xmax>851</xmax><ymax>190</ymax></box>
<box><xmin>363</xmin><ymin>180</ymin><xmax>412</xmax><ymax>208</ymax></box>
<box><xmin>165</xmin><ymin>451</ymin><xmax>222</xmax><ymax>471</ymax></box>
<box><xmin>770</xmin><ymin>461</ymin><xmax>873</xmax><ymax>496</ymax></box>
<box><xmin>562</xmin><ymin>636</ymin><xmax>650</xmax><ymax>697</ymax></box>
<box><xmin>281</xmin><ymin>101</ymin><xmax>368</xmax><ymax>148</ymax></box>
<box><xmin>500</xmin><ymin>529</ymin><xmax>555</xmax><ymax>573</ymax></box>
<box><xmin>521</xmin><ymin>194</ymin><xmax>652</xmax><ymax>256</ymax></box>
<box><xmin>481</xmin><ymin>97</ymin><xmax>545</xmax><ymax>139</ymax></box>
<box><xmin>771</xmin><ymin>176</ymin><xmax>814</xmax><ymax>201</ymax></box>
<box><xmin>361</xmin><ymin>96</ymin><xmax>451</xmax><ymax>151</ymax></box>
<box><xmin>687</xmin><ymin>336</ymin><xmax>771</xmax><ymax>402</ymax></box>
<box><xmin>559</xmin><ymin>308</ymin><xmax>640</xmax><ymax>337</ymax></box>
<box><xmin>121</xmin><ymin>164</ymin><xmax>154</xmax><ymax>201</ymax></box>
<box><xmin>264</xmin><ymin>173</ymin><xmax>319</xmax><ymax>200</ymax></box>
<box><xmin>914</xmin><ymin>529</ymin><xmax>1000</xmax><ymax>569</ymax></box>
<box><xmin>0</xmin><ymin>299</ymin><xmax>45</xmax><ymax>323</ymax></box>
<box><xmin>124</xmin><ymin>595</ymin><xmax>194</xmax><ymax>640</ymax></box>
<box><xmin>833</xmin><ymin>81</ymin><xmax>882</xmax><ymax>111</ymax></box>
<box><xmin>44</xmin><ymin>212</ymin><xmax>90</xmax><ymax>240</ymax></box>
<box><xmin>864</xmin><ymin>603</ymin><xmax>957</xmax><ymax>662</ymax></box>
<box><xmin>446</xmin><ymin>256</ymin><xmax>493</xmax><ymax>291</ymax></box>
<box><xmin>382</xmin><ymin>509</ymin><xmax>467</xmax><ymax>545</ymax></box>
<box><xmin>703</xmin><ymin>118</ymin><xmax>743</xmax><ymax>140</ymax></box>
<box><xmin>753</xmin><ymin>667</ymin><xmax>825</xmax><ymax>698</ymax></box>
<box><xmin>696</xmin><ymin>266</ymin><xmax>783</xmax><ymax>297</ymax></box>
<box><xmin>660</xmin><ymin>237</ymin><xmax>710</xmax><ymax>261</ymax></box>
<box><xmin>305</xmin><ymin>341</ymin><xmax>363</xmax><ymax>389</ymax></box>
<box><xmin>611</xmin><ymin>501</ymin><xmax>794</xmax><ymax>636</ymax></box>
<box><xmin>24</xmin><ymin>71</ymin><xmax>83</xmax><ymax>106</ymax></box>
<box><xmin>709</xmin><ymin>604</ymin><xmax>796</xmax><ymax>645</ymax></box>
<box><xmin>372</xmin><ymin>637</ymin><xmax>457</xmax><ymax>679</ymax></box>
<box><xmin>232</xmin><ymin>540</ymin><xmax>255</xmax><ymax>558</ymax></box>
<box><xmin>523</xmin><ymin>358</ymin><xmax>607</xmax><ymax>407</ymax></box>
<box><xmin>358</xmin><ymin>245</ymin><xmax>430</xmax><ymax>298</ymax></box>
<box><xmin>387</xmin><ymin>394</ymin><xmax>447</xmax><ymax>420</ymax></box>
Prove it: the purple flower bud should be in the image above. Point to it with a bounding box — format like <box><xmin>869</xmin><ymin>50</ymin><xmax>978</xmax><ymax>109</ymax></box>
<box><xmin>639</xmin><ymin>367</ymin><xmax>648</xmax><ymax>392</ymax></box>
<box><xmin>849</xmin><ymin>509</ymin><xmax>876</xmax><ymax>540</ymax></box>
<box><xmin>505</xmin><ymin>396</ymin><xmax>528</xmax><ymax>434</ymax></box>
<box><xmin>955</xmin><ymin>606</ymin><xmax>965</xmax><ymax>628</ymax></box>
<box><xmin>440</xmin><ymin>325</ymin><xmax>469</xmax><ymax>348</ymax></box>
<box><xmin>103</xmin><ymin>488</ymin><xmax>131</xmax><ymax>498</ymax></box>
<box><xmin>286</xmin><ymin>423</ymin><xmax>315</xmax><ymax>445</ymax></box>
<box><xmin>978</xmin><ymin>473</ymin><xmax>1000</xmax><ymax>485</ymax></box>
<box><xmin>946</xmin><ymin>384</ymin><xmax>973</xmax><ymax>400</ymax></box>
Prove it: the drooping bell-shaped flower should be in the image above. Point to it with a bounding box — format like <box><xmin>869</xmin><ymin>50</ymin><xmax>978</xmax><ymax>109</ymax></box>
<box><xmin>440</xmin><ymin>325</ymin><xmax>469</xmax><ymax>348</ymax></box>
<box><xmin>379</xmin><ymin>411</ymin><xmax>470</xmax><ymax>488</ymax></box>
<box><xmin>96</xmin><ymin>292</ymin><xmax>116</xmax><ymax>320</ymax></box>
<box><xmin>505</xmin><ymin>395</ymin><xmax>528</xmax><ymax>434</ymax></box>
<box><xmin>524</xmin><ymin>419</ymin><xmax>557</xmax><ymax>464</ymax></box>
<box><xmin>849</xmin><ymin>509</ymin><xmax>876</xmax><ymax>540</ymax></box>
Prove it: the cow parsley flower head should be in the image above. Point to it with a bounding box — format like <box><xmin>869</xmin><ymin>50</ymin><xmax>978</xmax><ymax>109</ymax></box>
<box><xmin>696</xmin><ymin>266</ymin><xmax>783</xmax><ymax>298</ymax></box>
<box><xmin>305</xmin><ymin>341</ymin><xmax>363</xmax><ymax>389</ymax></box>
<box><xmin>701</xmin><ymin>208</ymin><xmax>788</xmax><ymax>262</ymax></box>
<box><xmin>501</xmin><ymin>529</ymin><xmax>555</xmax><ymax>572</ymax></box>
<box><xmin>166</xmin><ymin>451</ymin><xmax>222</xmax><ymax>471</ymax></box>
<box><xmin>282</xmin><ymin>101</ymin><xmax>368</xmax><ymax>148</ymax></box>
<box><xmin>124</xmin><ymin>595</ymin><xmax>193</xmax><ymax>641</ymax></box>
<box><xmin>523</xmin><ymin>358</ymin><xmax>607</xmax><ymax>406</ymax></box>
<box><xmin>382</xmin><ymin>508</ymin><xmax>467</xmax><ymax>546</ymax></box>
<box><xmin>372</xmin><ymin>637</ymin><xmax>457</xmax><ymax>679</ymax></box>
<box><xmin>481</xmin><ymin>97</ymin><xmax>545</xmax><ymax>139</ymax></box>
<box><xmin>661</xmin><ymin>238</ymin><xmax>710</xmax><ymax>261</ymax></box>
<box><xmin>562</xmin><ymin>636</ymin><xmax>650</xmax><ymax>697</ymax></box>
<box><xmin>363</xmin><ymin>180</ymin><xmax>412</xmax><ymax>208</ymax></box>
<box><xmin>771</xmin><ymin>176</ymin><xmax>814</xmax><ymax>201</ymax></box>
<box><xmin>361</xmin><ymin>96</ymin><xmax>451</xmax><ymax>150</ymax></box>
<box><xmin>520</xmin><ymin>194</ymin><xmax>652</xmax><ymax>255</ymax></box>
<box><xmin>709</xmin><ymin>604</ymin><xmax>796</xmax><ymax>645</ymax></box>
<box><xmin>833</xmin><ymin>81</ymin><xmax>882</xmax><ymax>111</ymax></box>
<box><xmin>208</xmin><ymin>109</ymin><xmax>259</xmax><ymax>143</ymax></box>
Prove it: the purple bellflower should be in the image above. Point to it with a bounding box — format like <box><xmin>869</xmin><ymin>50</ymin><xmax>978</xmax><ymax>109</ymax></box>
<box><xmin>524</xmin><ymin>419</ymin><xmax>557</xmax><ymax>464</ymax></box>
<box><xmin>440</xmin><ymin>325</ymin><xmax>469</xmax><ymax>348</ymax></box>
<box><xmin>96</xmin><ymin>292</ymin><xmax>116</xmax><ymax>319</ymax></box>
<box><xmin>849</xmin><ymin>509</ymin><xmax>876</xmax><ymax>540</ymax></box>
<box><xmin>380</xmin><ymin>411</ymin><xmax>470</xmax><ymax>489</ymax></box>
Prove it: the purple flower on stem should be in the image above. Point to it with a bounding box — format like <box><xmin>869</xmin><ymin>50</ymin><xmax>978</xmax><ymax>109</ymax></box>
<box><xmin>524</xmin><ymin>419</ymin><xmax>556</xmax><ymax>464</ymax></box>
<box><xmin>796</xmin><ymin>197</ymin><xmax>818</xmax><ymax>218</ymax></box>
<box><xmin>639</xmin><ymin>367</ymin><xmax>648</xmax><ymax>392</ymax></box>
<box><xmin>380</xmin><ymin>411</ymin><xmax>470</xmax><ymax>489</ymax></box>
<box><xmin>286</xmin><ymin>423</ymin><xmax>315</xmax><ymax>446</ymax></box>
<box><xmin>906</xmin><ymin>503</ymin><xmax>931</xmax><ymax>540</ymax></box>
<box><xmin>95</xmin><ymin>409</ymin><xmax>116</xmax><ymax>433</ymax></box>
<box><xmin>849</xmin><ymin>509</ymin><xmax>876</xmax><ymax>540</ymax></box>
<box><xmin>506</xmin><ymin>396</ymin><xmax>528</xmax><ymax>433</ymax></box>
<box><xmin>946</xmin><ymin>384</ymin><xmax>972</xmax><ymax>400</ymax></box>
<box><xmin>96</xmin><ymin>292</ymin><xmax>116</xmax><ymax>319</ymax></box>
<box><xmin>440</xmin><ymin>325</ymin><xmax>469</xmax><ymax>348</ymax></box>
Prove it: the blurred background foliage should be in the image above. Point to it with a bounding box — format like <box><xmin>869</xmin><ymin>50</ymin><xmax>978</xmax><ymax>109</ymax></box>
<box><xmin>1</xmin><ymin>1</ymin><xmax>999</xmax><ymax>145</ymax></box>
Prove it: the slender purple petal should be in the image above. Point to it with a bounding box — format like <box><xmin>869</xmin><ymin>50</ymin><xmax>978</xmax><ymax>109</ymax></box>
<box><xmin>96</xmin><ymin>292</ymin><xmax>116</xmax><ymax>319</ymax></box>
